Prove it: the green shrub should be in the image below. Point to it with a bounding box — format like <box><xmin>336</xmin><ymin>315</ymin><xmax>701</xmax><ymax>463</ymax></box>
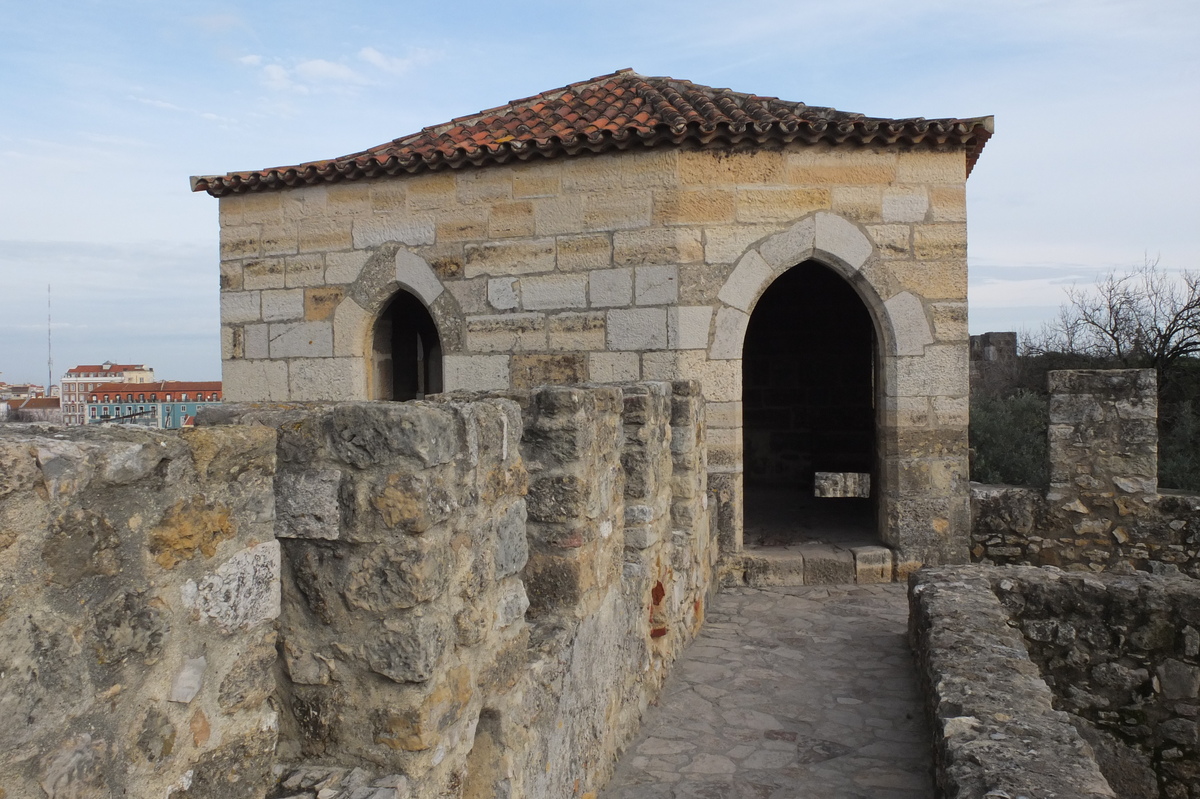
<box><xmin>1160</xmin><ymin>399</ymin><xmax>1200</xmax><ymax>492</ymax></box>
<box><xmin>970</xmin><ymin>390</ymin><xmax>1049</xmax><ymax>487</ymax></box>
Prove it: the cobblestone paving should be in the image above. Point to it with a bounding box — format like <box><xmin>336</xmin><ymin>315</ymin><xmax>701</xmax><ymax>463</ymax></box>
<box><xmin>601</xmin><ymin>584</ymin><xmax>933</xmax><ymax>798</ymax></box>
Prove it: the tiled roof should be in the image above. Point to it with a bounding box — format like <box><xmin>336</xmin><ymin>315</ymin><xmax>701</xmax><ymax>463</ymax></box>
<box><xmin>86</xmin><ymin>381</ymin><xmax>222</xmax><ymax>396</ymax></box>
<box><xmin>66</xmin><ymin>363</ymin><xmax>149</xmax><ymax>375</ymax></box>
<box><xmin>192</xmin><ymin>69</ymin><xmax>993</xmax><ymax>196</ymax></box>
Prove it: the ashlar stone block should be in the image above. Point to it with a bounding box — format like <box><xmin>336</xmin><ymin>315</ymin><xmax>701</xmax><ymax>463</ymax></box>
<box><xmin>521</xmin><ymin>274</ymin><xmax>588</xmax><ymax>310</ymax></box>
<box><xmin>614</xmin><ymin>228</ymin><xmax>702</xmax><ymax>266</ymax></box>
<box><xmin>589</xmin><ymin>268</ymin><xmax>633</xmax><ymax>308</ymax></box>
<box><xmin>635</xmin><ymin>265</ymin><xmax>679</xmax><ymax>306</ymax></box>
<box><xmin>589</xmin><ymin>351</ymin><xmax>640</xmax><ymax>383</ymax></box>
<box><xmin>717</xmin><ymin>250</ymin><xmax>772</xmax><ymax>312</ymax></box>
<box><xmin>813</xmin><ymin>211</ymin><xmax>873</xmax><ymax>272</ymax></box>
<box><xmin>758</xmin><ymin>216</ymin><xmax>816</xmax><ymax>270</ymax></box>
<box><xmin>223</xmin><ymin>359</ymin><xmax>289</xmax><ymax>402</ymax></box>
<box><xmin>395</xmin><ymin>249</ymin><xmax>445</xmax><ymax>306</ymax></box>
<box><xmin>607</xmin><ymin>308</ymin><xmax>668</xmax><ymax>351</ymax></box>
<box><xmin>464</xmin><ymin>238</ymin><xmax>556</xmax><ymax>278</ymax></box>
<box><xmin>261</xmin><ymin>288</ymin><xmax>304</xmax><ymax>322</ymax></box>
<box><xmin>548</xmin><ymin>312</ymin><xmax>606</xmax><ymax>350</ymax></box>
<box><xmin>353</xmin><ymin>217</ymin><xmax>436</xmax><ymax>249</ymax></box>
<box><xmin>221</xmin><ymin>291</ymin><xmax>261</xmax><ymax>324</ymax></box>
<box><xmin>709</xmin><ymin>307</ymin><xmax>749</xmax><ymax>360</ymax></box>
<box><xmin>465</xmin><ymin>313</ymin><xmax>547</xmax><ymax>352</ymax></box>
<box><xmin>885</xmin><ymin>291</ymin><xmax>934</xmax><ymax>357</ymax></box>
<box><xmin>269</xmin><ymin>321</ymin><xmax>333</xmax><ymax>359</ymax></box>
<box><xmin>488</xmin><ymin>278</ymin><xmax>520</xmax><ymax>311</ymax></box>
<box><xmin>243</xmin><ymin>258</ymin><xmax>285</xmax><ymax>290</ymax></box>
<box><xmin>325</xmin><ymin>251</ymin><xmax>370</xmax><ymax>285</ymax></box>
<box><xmin>668</xmin><ymin>306</ymin><xmax>713</xmax><ymax>350</ymax></box>
<box><xmin>289</xmin><ymin>357</ymin><xmax>364</xmax><ymax>400</ymax></box>
<box><xmin>882</xmin><ymin>188</ymin><xmax>930</xmax><ymax>223</ymax></box>
<box><xmin>443</xmin><ymin>354</ymin><xmax>510</xmax><ymax>391</ymax></box>
<box><xmin>556</xmin><ymin>233</ymin><xmax>611</xmax><ymax>271</ymax></box>
<box><xmin>736</xmin><ymin>187</ymin><xmax>830</xmax><ymax>223</ymax></box>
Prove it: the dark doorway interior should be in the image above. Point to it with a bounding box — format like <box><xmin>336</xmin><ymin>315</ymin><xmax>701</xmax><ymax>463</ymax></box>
<box><xmin>372</xmin><ymin>290</ymin><xmax>443</xmax><ymax>400</ymax></box>
<box><xmin>742</xmin><ymin>261</ymin><xmax>877</xmax><ymax>547</ymax></box>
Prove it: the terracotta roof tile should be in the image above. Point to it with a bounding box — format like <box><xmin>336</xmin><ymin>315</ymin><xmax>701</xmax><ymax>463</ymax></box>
<box><xmin>192</xmin><ymin>69</ymin><xmax>993</xmax><ymax>196</ymax></box>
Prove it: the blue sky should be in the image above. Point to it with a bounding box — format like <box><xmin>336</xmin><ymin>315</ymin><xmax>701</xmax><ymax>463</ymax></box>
<box><xmin>1</xmin><ymin>0</ymin><xmax>1197</xmax><ymax>384</ymax></box>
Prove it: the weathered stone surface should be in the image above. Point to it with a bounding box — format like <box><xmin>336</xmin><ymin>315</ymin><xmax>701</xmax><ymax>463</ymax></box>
<box><xmin>343</xmin><ymin>544</ymin><xmax>451</xmax><ymax>611</ymax></box>
<box><xmin>182</xmin><ymin>541</ymin><xmax>281</xmax><ymax>631</ymax></box>
<box><xmin>94</xmin><ymin>589</ymin><xmax>168</xmax><ymax>665</ymax></box>
<box><xmin>363</xmin><ymin>611</ymin><xmax>452</xmax><ymax>683</ymax></box>
<box><xmin>910</xmin><ymin>566</ymin><xmax>1117</xmax><ymax>798</ymax></box>
<box><xmin>276</xmin><ymin>469</ymin><xmax>342</xmax><ymax>539</ymax></box>
<box><xmin>150</xmin><ymin>496</ymin><xmax>236</xmax><ymax>570</ymax></box>
<box><xmin>170</xmin><ymin>655</ymin><xmax>208</xmax><ymax>703</ymax></box>
<box><xmin>813</xmin><ymin>471</ymin><xmax>871</xmax><ymax>498</ymax></box>
<box><xmin>218</xmin><ymin>632</ymin><xmax>277</xmax><ymax>712</ymax></box>
<box><xmin>327</xmin><ymin>403</ymin><xmax>460</xmax><ymax>469</ymax></box>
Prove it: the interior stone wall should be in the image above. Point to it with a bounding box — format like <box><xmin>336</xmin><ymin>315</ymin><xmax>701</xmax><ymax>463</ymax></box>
<box><xmin>913</xmin><ymin>564</ymin><xmax>1200</xmax><ymax>799</ymax></box>
<box><xmin>214</xmin><ymin>144</ymin><xmax>973</xmax><ymax>568</ymax></box>
<box><xmin>0</xmin><ymin>423</ymin><xmax>280</xmax><ymax>799</ymax></box>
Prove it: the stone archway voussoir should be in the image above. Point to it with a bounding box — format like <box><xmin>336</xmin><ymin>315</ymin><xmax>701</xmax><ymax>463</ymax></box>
<box><xmin>395</xmin><ymin>249</ymin><xmax>445</xmax><ymax>307</ymax></box>
<box><xmin>812</xmin><ymin>212</ymin><xmax>873</xmax><ymax>272</ymax></box>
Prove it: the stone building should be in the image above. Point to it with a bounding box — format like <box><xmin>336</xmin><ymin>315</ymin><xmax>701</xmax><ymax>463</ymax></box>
<box><xmin>193</xmin><ymin>69</ymin><xmax>993</xmax><ymax>569</ymax></box>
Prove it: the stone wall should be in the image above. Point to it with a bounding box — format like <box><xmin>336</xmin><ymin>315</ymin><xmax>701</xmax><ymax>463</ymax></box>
<box><xmin>0</xmin><ymin>423</ymin><xmax>280</xmax><ymax>799</ymax></box>
<box><xmin>912</xmin><ymin>564</ymin><xmax>1200</xmax><ymax>799</ymax></box>
<box><xmin>1</xmin><ymin>381</ymin><xmax>712</xmax><ymax>798</ymax></box>
<box><xmin>972</xmin><ymin>369</ymin><xmax>1200</xmax><ymax>573</ymax></box>
<box><xmin>214</xmin><ymin>144</ymin><xmax>973</xmax><ymax>567</ymax></box>
<box><xmin>198</xmin><ymin>380</ymin><xmax>713</xmax><ymax>798</ymax></box>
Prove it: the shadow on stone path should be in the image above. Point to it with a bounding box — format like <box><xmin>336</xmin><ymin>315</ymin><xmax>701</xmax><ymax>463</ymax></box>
<box><xmin>601</xmin><ymin>584</ymin><xmax>933</xmax><ymax>799</ymax></box>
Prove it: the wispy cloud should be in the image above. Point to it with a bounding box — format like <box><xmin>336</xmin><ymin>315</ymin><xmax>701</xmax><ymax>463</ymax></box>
<box><xmin>127</xmin><ymin>95</ymin><xmax>236</xmax><ymax>126</ymax></box>
<box><xmin>359</xmin><ymin>46</ymin><xmax>439</xmax><ymax>75</ymax></box>
<box><xmin>243</xmin><ymin>46</ymin><xmax>440</xmax><ymax>96</ymax></box>
<box><xmin>131</xmin><ymin>96</ymin><xmax>183</xmax><ymax>112</ymax></box>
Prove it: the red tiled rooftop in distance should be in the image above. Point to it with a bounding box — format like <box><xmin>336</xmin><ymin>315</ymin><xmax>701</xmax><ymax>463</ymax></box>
<box><xmin>66</xmin><ymin>364</ymin><xmax>149</xmax><ymax>374</ymax></box>
<box><xmin>88</xmin><ymin>381</ymin><xmax>222</xmax><ymax>395</ymax></box>
<box><xmin>192</xmin><ymin>69</ymin><xmax>993</xmax><ymax>196</ymax></box>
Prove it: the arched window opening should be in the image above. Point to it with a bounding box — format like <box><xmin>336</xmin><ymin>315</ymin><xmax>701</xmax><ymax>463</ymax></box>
<box><xmin>372</xmin><ymin>289</ymin><xmax>443</xmax><ymax>401</ymax></box>
<box><xmin>742</xmin><ymin>260</ymin><xmax>879</xmax><ymax>548</ymax></box>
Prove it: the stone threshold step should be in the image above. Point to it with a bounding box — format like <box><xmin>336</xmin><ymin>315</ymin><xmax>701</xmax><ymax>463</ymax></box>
<box><xmin>741</xmin><ymin>544</ymin><xmax>893</xmax><ymax>586</ymax></box>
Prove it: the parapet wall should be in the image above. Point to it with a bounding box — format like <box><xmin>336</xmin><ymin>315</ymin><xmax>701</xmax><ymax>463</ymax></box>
<box><xmin>972</xmin><ymin>369</ymin><xmax>1200</xmax><ymax>574</ymax></box>
<box><xmin>0</xmin><ymin>424</ymin><xmax>280</xmax><ymax>799</ymax></box>
<box><xmin>912</xmin><ymin>564</ymin><xmax>1200</xmax><ymax>799</ymax></box>
<box><xmin>0</xmin><ymin>381</ymin><xmax>712</xmax><ymax>799</ymax></box>
<box><xmin>202</xmin><ymin>380</ymin><xmax>713</xmax><ymax>797</ymax></box>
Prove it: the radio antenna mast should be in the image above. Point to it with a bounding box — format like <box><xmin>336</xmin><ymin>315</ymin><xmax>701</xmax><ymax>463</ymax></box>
<box><xmin>47</xmin><ymin>284</ymin><xmax>53</xmax><ymax>393</ymax></box>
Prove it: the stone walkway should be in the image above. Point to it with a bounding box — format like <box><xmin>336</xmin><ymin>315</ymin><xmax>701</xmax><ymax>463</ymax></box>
<box><xmin>601</xmin><ymin>584</ymin><xmax>933</xmax><ymax>798</ymax></box>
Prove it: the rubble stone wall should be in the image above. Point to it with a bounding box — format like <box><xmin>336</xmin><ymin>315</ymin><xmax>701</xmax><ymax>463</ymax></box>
<box><xmin>0</xmin><ymin>423</ymin><xmax>280</xmax><ymax>799</ymax></box>
<box><xmin>972</xmin><ymin>369</ymin><xmax>1200</xmax><ymax>574</ymax></box>
<box><xmin>913</xmin><ymin>564</ymin><xmax>1200</xmax><ymax>799</ymax></box>
<box><xmin>215</xmin><ymin>145</ymin><xmax>973</xmax><ymax>567</ymax></box>
<box><xmin>200</xmin><ymin>380</ymin><xmax>712</xmax><ymax>798</ymax></box>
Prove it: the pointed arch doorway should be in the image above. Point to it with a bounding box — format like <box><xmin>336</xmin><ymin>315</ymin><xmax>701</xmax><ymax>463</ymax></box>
<box><xmin>371</xmin><ymin>289</ymin><xmax>443</xmax><ymax>401</ymax></box>
<box><xmin>742</xmin><ymin>260</ymin><xmax>879</xmax><ymax>547</ymax></box>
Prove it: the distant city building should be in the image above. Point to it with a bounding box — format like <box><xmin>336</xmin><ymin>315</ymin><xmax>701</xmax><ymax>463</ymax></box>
<box><xmin>84</xmin><ymin>381</ymin><xmax>221</xmax><ymax>429</ymax></box>
<box><xmin>3</xmin><ymin>396</ymin><xmax>62</xmax><ymax>424</ymax></box>
<box><xmin>0</xmin><ymin>383</ymin><xmax>48</xmax><ymax>400</ymax></box>
<box><xmin>61</xmin><ymin>362</ymin><xmax>154</xmax><ymax>426</ymax></box>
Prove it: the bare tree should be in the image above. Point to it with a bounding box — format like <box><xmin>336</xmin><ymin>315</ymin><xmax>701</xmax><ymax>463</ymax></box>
<box><xmin>1029</xmin><ymin>260</ymin><xmax>1200</xmax><ymax>371</ymax></box>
